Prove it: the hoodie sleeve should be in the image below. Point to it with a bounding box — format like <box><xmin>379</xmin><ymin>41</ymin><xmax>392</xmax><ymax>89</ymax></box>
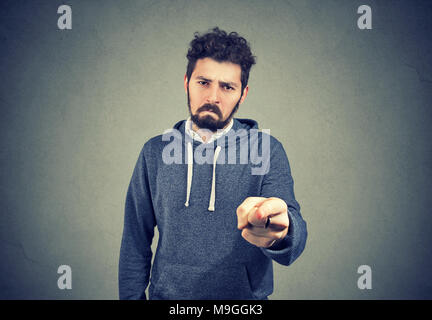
<box><xmin>119</xmin><ymin>144</ymin><xmax>156</xmax><ymax>299</ymax></box>
<box><xmin>259</xmin><ymin>139</ymin><xmax>307</xmax><ymax>266</ymax></box>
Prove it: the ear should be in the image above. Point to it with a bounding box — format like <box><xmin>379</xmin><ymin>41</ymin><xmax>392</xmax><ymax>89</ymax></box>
<box><xmin>239</xmin><ymin>85</ymin><xmax>249</xmax><ymax>104</ymax></box>
<box><xmin>184</xmin><ymin>74</ymin><xmax>189</xmax><ymax>94</ymax></box>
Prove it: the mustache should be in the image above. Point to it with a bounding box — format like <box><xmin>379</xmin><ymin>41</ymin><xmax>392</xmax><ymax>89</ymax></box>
<box><xmin>197</xmin><ymin>104</ymin><xmax>222</xmax><ymax>118</ymax></box>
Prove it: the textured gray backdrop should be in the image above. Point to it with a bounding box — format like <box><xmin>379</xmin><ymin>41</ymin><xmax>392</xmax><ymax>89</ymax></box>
<box><xmin>1</xmin><ymin>0</ymin><xmax>431</xmax><ymax>299</ymax></box>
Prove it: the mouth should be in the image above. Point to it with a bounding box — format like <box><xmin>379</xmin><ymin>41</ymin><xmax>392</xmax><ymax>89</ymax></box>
<box><xmin>200</xmin><ymin>110</ymin><xmax>218</xmax><ymax>117</ymax></box>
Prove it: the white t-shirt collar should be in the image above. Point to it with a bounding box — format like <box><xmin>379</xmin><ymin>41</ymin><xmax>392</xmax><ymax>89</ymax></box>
<box><xmin>185</xmin><ymin>116</ymin><xmax>234</xmax><ymax>144</ymax></box>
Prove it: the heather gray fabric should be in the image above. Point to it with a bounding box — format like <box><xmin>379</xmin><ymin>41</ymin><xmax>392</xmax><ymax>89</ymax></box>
<box><xmin>119</xmin><ymin>118</ymin><xmax>307</xmax><ymax>299</ymax></box>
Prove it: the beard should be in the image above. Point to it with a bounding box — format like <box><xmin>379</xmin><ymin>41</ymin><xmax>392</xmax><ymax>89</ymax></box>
<box><xmin>187</xmin><ymin>86</ymin><xmax>242</xmax><ymax>132</ymax></box>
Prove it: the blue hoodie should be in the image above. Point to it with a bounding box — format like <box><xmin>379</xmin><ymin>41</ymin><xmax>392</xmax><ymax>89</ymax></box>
<box><xmin>119</xmin><ymin>118</ymin><xmax>307</xmax><ymax>300</ymax></box>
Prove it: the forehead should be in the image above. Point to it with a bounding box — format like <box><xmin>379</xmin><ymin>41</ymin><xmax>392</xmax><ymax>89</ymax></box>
<box><xmin>192</xmin><ymin>58</ymin><xmax>241</xmax><ymax>84</ymax></box>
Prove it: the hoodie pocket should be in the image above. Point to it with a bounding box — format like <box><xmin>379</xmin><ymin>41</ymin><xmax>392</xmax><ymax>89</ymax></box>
<box><xmin>150</xmin><ymin>263</ymin><xmax>255</xmax><ymax>300</ymax></box>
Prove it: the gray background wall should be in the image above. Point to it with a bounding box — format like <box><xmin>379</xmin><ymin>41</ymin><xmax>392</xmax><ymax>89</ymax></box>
<box><xmin>1</xmin><ymin>0</ymin><xmax>431</xmax><ymax>299</ymax></box>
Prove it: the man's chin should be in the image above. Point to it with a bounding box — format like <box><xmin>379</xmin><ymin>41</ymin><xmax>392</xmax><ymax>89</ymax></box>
<box><xmin>192</xmin><ymin>115</ymin><xmax>223</xmax><ymax>131</ymax></box>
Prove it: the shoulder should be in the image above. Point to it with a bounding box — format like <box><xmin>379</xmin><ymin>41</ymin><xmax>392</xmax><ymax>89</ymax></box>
<box><xmin>141</xmin><ymin>125</ymin><xmax>186</xmax><ymax>157</ymax></box>
<box><xmin>141</xmin><ymin>133</ymin><xmax>170</xmax><ymax>156</ymax></box>
<box><xmin>249</xmin><ymin>128</ymin><xmax>284</xmax><ymax>152</ymax></box>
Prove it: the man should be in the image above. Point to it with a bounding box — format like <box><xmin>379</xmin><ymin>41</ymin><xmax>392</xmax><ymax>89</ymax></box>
<box><xmin>119</xmin><ymin>27</ymin><xmax>307</xmax><ymax>300</ymax></box>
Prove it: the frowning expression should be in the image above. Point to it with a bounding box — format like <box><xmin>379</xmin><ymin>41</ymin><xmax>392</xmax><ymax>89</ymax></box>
<box><xmin>185</xmin><ymin>57</ymin><xmax>248</xmax><ymax>132</ymax></box>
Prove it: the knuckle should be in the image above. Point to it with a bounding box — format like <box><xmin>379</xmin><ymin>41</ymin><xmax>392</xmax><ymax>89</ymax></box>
<box><xmin>254</xmin><ymin>208</ymin><xmax>263</xmax><ymax>220</ymax></box>
<box><xmin>237</xmin><ymin>206</ymin><xmax>245</xmax><ymax>215</ymax></box>
<box><xmin>241</xmin><ymin>228</ymin><xmax>249</xmax><ymax>238</ymax></box>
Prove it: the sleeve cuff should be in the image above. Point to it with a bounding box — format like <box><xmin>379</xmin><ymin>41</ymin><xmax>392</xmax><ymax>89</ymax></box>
<box><xmin>261</xmin><ymin>209</ymin><xmax>297</xmax><ymax>257</ymax></box>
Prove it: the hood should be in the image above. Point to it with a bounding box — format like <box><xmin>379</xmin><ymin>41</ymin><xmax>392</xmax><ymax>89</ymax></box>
<box><xmin>170</xmin><ymin>118</ymin><xmax>260</xmax><ymax>212</ymax></box>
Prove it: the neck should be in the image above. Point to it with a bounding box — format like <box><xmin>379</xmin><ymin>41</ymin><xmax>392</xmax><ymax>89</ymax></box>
<box><xmin>191</xmin><ymin>122</ymin><xmax>213</xmax><ymax>142</ymax></box>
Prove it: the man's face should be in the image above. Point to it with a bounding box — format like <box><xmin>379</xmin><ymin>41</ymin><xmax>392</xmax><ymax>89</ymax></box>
<box><xmin>184</xmin><ymin>57</ymin><xmax>248</xmax><ymax>132</ymax></box>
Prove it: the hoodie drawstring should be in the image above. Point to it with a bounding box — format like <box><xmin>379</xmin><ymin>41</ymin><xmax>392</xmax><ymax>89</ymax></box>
<box><xmin>208</xmin><ymin>145</ymin><xmax>221</xmax><ymax>211</ymax></box>
<box><xmin>184</xmin><ymin>142</ymin><xmax>222</xmax><ymax>211</ymax></box>
<box><xmin>184</xmin><ymin>142</ymin><xmax>193</xmax><ymax>207</ymax></box>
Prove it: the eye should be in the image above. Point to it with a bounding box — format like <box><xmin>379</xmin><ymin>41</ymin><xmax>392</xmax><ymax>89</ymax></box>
<box><xmin>224</xmin><ymin>85</ymin><xmax>234</xmax><ymax>91</ymax></box>
<box><xmin>198</xmin><ymin>81</ymin><xmax>209</xmax><ymax>86</ymax></box>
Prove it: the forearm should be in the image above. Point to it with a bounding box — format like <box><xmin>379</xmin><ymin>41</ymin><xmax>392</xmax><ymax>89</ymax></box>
<box><xmin>119</xmin><ymin>148</ymin><xmax>156</xmax><ymax>299</ymax></box>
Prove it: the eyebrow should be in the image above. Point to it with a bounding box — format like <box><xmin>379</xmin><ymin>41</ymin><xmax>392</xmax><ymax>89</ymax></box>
<box><xmin>196</xmin><ymin>76</ymin><xmax>239</xmax><ymax>88</ymax></box>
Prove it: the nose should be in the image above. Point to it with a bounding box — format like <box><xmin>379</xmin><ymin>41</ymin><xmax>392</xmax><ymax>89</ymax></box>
<box><xmin>206</xmin><ymin>85</ymin><xmax>220</xmax><ymax>104</ymax></box>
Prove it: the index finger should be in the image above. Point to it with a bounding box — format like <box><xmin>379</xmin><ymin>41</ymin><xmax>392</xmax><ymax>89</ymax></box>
<box><xmin>250</xmin><ymin>198</ymin><xmax>288</xmax><ymax>226</ymax></box>
<box><xmin>236</xmin><ymin>197</ymin><xmax>267</xmax><ymax>229</ymax></box>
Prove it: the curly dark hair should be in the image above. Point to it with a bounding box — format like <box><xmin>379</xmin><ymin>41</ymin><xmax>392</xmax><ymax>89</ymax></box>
<box><xmin>186</xmin><ymin>27</ymin><xmax>256</xmax><ymax>91</ymax></box>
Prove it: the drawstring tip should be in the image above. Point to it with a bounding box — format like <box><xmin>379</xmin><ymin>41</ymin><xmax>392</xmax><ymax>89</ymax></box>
<box><xmin>208</xmin><ymin>206</ymin><xmax>215</xmax><ymax>211</ymax></box>
<box><xmin>185</xmin><ymin>202</ymin><xmax>189</xmax><ymax>207</ymax></box>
